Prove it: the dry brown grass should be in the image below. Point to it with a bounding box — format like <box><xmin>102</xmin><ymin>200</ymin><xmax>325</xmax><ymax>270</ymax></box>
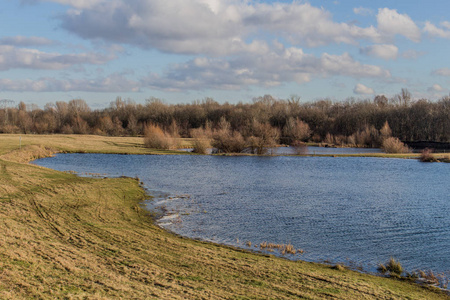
<box><xmin>259</xmin><ymin>242</ymin><xmax>304</xmax><ymax>255</ymax></box>
<box><xmin>416</xmin><ymin>270</ymin><xmax>449</xmax><ymax>289</ymax></box>
<box><xmin>0</xmin><ymin>135</ymin><xmax>448</xmax><ymax>299</ymax></box>
<box><xmin>0</xmin><ymin>134</ymin><xmax>189</xmax><ymax>159</ymax></box>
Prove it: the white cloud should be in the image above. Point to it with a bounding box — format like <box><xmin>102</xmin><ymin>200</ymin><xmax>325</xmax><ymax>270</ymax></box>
<box><xmin>353</xmin><ymin>83</ymin><xmax>374</xmax><ymax>95</ymax></box>
<box><xmin>442</xmin><ymin>21</ymin><xmax>450</xmax><ymax>30</ymax></box>
<box><xmin>0</xmin><ymin>73</ymin><xmax>139</xmax><ymax>92</ymax></box>
<box><xmin>424</xmin><ymin>21</ymin><xmax>450</xmax><ymax>39</ymax></box>
<box><xmin>142</xmin><ymin>45</ymin><xmax>390</xmax><ymax>91</ymax></box>
<box><xmin>59</xmin><ymin>0</ymin><xmax>248</xmax><ymax>55</ymax></box>
<box><xmin>243</xmin><ymin>3</ymin><xmax>381</xmax><ymax>47</ymax></box>
<box><xmin>0</xmin><ymin>45</ymin><xmax>115</xmax><ymax>70</ymax></box>
<box><xmin>353</xmin><ymin>7</ymin><xmax>374</xmax><ymax>16</ymax></box>
<box><xmin>0</xmin><ymin>36</ymin><xmax>55</xmax><ymax>47</ymax></box>
<box><xmin>26</xmin><ymin>0</ymin><xmax>106</xmax><ymax>9</ymax></box>
<box><xmin>33</xmin><ymin>0</ymin><xmax>425</xmax><ymax>55</ymax></box>
<box><xmin>428</xmin><ymin>84</ymin><xmax>444</xmax><ymax>92</ymax></box>
<box><xmin>360</xmin><ymin>44</ymin><xmax>398</xmax><ymax>60</ymax></box>
<box><xmin>376</xmin><ymin>8</ymin><xmax>421</xmax><ymax>42</ymax></box>
<box><xmin>432</xmin><ymin>68</ymin><xmax>450</xmax><ymax>76</ymax></box>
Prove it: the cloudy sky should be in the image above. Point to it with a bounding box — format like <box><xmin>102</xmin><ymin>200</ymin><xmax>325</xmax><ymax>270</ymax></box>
<box><xmin>1</xmin><ymin>0</ymin><xmax>450</xmax><ymax>107</ymax></box>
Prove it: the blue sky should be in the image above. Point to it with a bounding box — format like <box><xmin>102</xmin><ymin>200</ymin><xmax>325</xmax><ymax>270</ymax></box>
<box><xmin>1</xmin><ymin>0</ymin><xmax>450</xmax><ymax>107</ymax></box>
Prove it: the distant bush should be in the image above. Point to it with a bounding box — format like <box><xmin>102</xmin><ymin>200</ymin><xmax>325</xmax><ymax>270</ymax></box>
<box><xmin>419</xmin><ymin>148</ymin><xmax>439</xmax><ymax>162</ymax></box>
<box><xmin>282</xmin><ymin>117</ymin><xmax>311</xmax><ymax>145</ymax></box>
<box><xmin>211</xmin><ymin>118</ymin><xmax>246</xmax><ymax>153</ymax></box>
<box><xmin>382</xmin><ymin>137</ymin><xmax>410</xmax><ymax>153</ymax></box>
<box><xmin>380</xmin><ymin>121</ymin><xmax>392</xmax><ymax>140</ymax></box>
<box><xmin>0</xmin><ymin>125</ymin><xmax>20</xmax><ymax>134</ymax></box>
<box><xmin>246</xmin><ymin>120</ymin><xmax>280</xmax><ymax>155</ymax></box>
<box><xmin>144</xmin><ymin>124</ymin><xmax>175</xmax><ymax>150</ymax></box>
<box><xmin>354</xmin><ymin>125</ymin><xmax>380</xmax><ymax>148</ymax></box>
<box><xmin>324</xmin><ymin>133</ymin><xmax>335</xmax><ymax>145</ymax></box>
<box><xmin>190</xmin><ymin>127</ymin><xmax>211</xmax><ymax>154</ymax></box>
<box><xmin>212</xmin><ymin>130</ymin><xmax>246</xmax><ymax>153</ymax></box>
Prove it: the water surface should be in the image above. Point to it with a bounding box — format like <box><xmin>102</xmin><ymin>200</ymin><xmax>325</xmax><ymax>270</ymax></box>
<box><xmin>34</xmin><ymin>153</ymin><xmax>450</xmax><ymax>276</ymax></box>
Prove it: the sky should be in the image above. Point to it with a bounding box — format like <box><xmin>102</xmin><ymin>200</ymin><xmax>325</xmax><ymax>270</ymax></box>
<box><xmin>1</xmin><ymin>0</ymin><xmax>450</xmax><ymax>107</ymax></box>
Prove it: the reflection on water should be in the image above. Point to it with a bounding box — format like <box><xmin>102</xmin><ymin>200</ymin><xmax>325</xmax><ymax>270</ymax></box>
<box><xmin>271</xmin><ymin>146</ymin><xmax>383</xmax><ymax>155</ymax></box>
<box><xmin>34</xmin><ymin>153</ymin><xmax>449</xmax><ymax>277</ymax></box>
<box><xmin>180</xmin><ymin>145</ymin><xmax>383</xmax><ymax>155</ymax></box>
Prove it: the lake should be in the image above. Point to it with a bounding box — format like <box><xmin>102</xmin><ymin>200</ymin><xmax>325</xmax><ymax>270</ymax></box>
<box><xmin>34</xmin><ymin>152</ymin><xmax>450</xmax><ymax>277</ymax></box>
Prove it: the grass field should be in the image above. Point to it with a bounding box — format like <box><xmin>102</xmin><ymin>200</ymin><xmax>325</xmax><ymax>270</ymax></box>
<box><xmin>0</xmin><ymin>134</ymin><xmax>448</xmax><ymax>299</ymax></box>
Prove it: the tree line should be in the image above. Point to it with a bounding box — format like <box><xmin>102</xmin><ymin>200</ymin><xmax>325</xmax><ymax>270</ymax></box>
<box><xmin>1</xmin><ymin>91</ymin><xmax>449</xmax><ymax>149</ymax></box>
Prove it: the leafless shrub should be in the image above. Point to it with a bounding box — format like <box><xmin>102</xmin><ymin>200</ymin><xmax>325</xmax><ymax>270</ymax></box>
<box><xmin>61</xmin><ymin>124</ymin><xmax>74</xmax><ymax>134</ymax></box>
<box><xmin>324</xmin><ymin>133</ymin><xmax>334</xmax><ymax>145</ymax></box>
<box><xmin>380</xmin><ymin>121</ymin><xmax>392</xmax><ymax>140</ymax></box>
<box><xmin>333</xmin><ymin>135</ymin><xmax>346</xmax><ymax>146</ymax></box>
<box><xmin>346</xmin><ymin>135</ymin><xmax>356</xmax><ymax>147</ymax></box>
<box><xmin>190</xmin><ymin>127</ymin><xmax>211</xmax><ymax>154</ymax></box>
<box><xmin>211</xmin><ymin>117</ymin><xmax>247</xmax><ymax>153</ymax></box>
<box><xmin>144</xmin><ymin>123</ymin><xmax>175</xmax><ymax>150</ymax></box>
<box><xmin>382</xmin><ymin>137</ymin><xmax>410</xmax><ymax>153</ymax></box>
<box><xmin>0</xmin><ymin>125</ymin><xmax>20</xmax><ymax>133</ymax></box>
<box><xmin>212</xmin><ymin>130</ymin><xmax>246</xmax><ymax>153</ymax></box>
<box><xmin>419</xmin><ymin>148</ymin><xmax>439</xmax><ymax>162</ymax></box>
<box><xmin>166</xmin><ymin>119</ymin><xmax>180</xmax><ymax>138</ymax></box>
<box><xmin>354</xmin><ymin>125</ymin><xmax>380</xmax><ymax>147</ymax></box>
<box><xmin>246</xmin><ymin>120</ymin><xmax>280</xmax><ymax>155</ymax></box>
<box><xmin>283</xmin><ymin>117</ymin><xmax>311</xmax><ymax>145</ymax></box>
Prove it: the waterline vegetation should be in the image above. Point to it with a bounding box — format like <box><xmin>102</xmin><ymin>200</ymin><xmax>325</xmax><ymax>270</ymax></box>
<box><xmin>0</xmin><ymin>135</ymin><xmax>449</xmax><ymax>298</ymax></box>
<box><xmin>1</xmin><ymin>133</ymin><xmax>449</xmax><ymax>162</ymax></box>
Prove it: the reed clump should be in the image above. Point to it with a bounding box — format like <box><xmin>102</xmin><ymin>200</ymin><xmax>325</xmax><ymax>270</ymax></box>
<box><xmin>415</xmin><ymin>270</ymin><xmax>449</xmax><ymax>289</ymax></box>
<box><xmin>378</xmin><ymin>257</ymin><xmax>403</xmax><ymax>276</ymax></box>
<box><xmin>333</xmin><ymin>264</ymin><xmax>346</xmax><ymax>271</ymax></box>
<box><xmin>259</xmin><ymin>242</ymin><xmax>303</xmax><ymax>255</ymax></box>
<box><xmin>419</xmin><ymin>148</ymin><xmax>439</xmax><ymax>162</ymax></box>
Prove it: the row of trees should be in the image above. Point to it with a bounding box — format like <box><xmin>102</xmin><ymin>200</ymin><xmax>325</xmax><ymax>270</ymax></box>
<box><xmin>1</xmin><ymin>92</ymin><xmax>449</xmax><ymax>148</ymax></box>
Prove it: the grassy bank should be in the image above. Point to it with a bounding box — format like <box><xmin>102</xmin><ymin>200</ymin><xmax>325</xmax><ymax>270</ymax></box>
<box><xmin>2</xmin><ymin>133</ymin><xmax>449</xmax><ymax>161</ymax></box>
<box><xmin>0</xmin><ymin>134</ymin><xmax>195</xmax><ymax>159</ymax></box>
<box><xmin>0</xmin><ymin>134</ymin><xmax>448</xmax><ymax>299</ymax></box>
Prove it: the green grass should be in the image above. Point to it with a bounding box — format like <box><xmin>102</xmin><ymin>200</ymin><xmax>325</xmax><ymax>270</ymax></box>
<box><xmin>0</xmin><ymin>134</ymin><xmax>448</xmax><ymax>299</ymax></box>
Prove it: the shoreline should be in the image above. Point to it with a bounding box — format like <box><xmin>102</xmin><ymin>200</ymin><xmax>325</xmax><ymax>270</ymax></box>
<box><xmin>146</xmin><ymin>185</ymin><xmax>449</xmax><ymax>291</ymax></box>
<box><xmin>0</xmin><ymin>135</ymin><xmax>448</xmax><ymax>299</ymax></box>
<box><xmin>1</xmin><ymin>133</ymin><xmax>448</xmax><ymax>162</ymax></box>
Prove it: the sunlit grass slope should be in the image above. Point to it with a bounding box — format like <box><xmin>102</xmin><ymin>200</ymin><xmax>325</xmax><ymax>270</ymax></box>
<box><xmin>0</xmin><ymin>134</ymin><xmax>194</xmax><ymax>159</ymax></box>
<box><xmin>0</xmin><ymin>134</ymin><xmax>448</xmax><ymax>298</ymax></box>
